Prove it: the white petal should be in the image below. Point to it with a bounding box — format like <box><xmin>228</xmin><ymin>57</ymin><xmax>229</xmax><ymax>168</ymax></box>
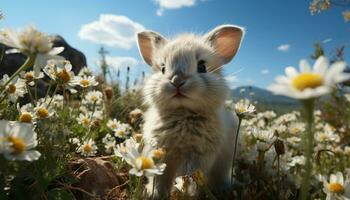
<box><xmin>49</xmin><ymin>47</ymin><xmax>64</xmax><ymax>55</ymax></box>
<box><xmin>285</xmin><ymin>66</ymin><xmax>298</xmax><ymax>78</ymax></box>
<box><xmin>313</xmin><ymin>56</ymin><xmax>329</xmax><ymax>75</ymax></box>
<box><xmin>299</xmin><ymin>59</ymin><xmax>311</xmax><ymax>72</ymax></box>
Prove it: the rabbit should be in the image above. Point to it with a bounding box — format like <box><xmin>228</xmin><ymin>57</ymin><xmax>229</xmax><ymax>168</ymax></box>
<box><xmin>136</xmin><ymin>24</ymin><xmax>244</xmax><ymax>199</ymax></box>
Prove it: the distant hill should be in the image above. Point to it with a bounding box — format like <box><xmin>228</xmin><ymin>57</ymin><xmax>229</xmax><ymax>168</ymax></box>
<box><xmin>231</xmin><ymin>86</ymin><xmax>301</xmax><ymax>113</ymax></box>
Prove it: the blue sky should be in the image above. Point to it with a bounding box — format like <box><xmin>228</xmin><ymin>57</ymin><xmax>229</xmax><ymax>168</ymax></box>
<box><xmin>1</xmin><ymin>0</ymin><xmax>349</xmax><ymax>89</ymax></box>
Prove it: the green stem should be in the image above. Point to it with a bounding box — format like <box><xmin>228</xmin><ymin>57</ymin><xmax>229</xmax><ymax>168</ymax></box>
<box><xmin>25</xmin><ymin>84</ymin><xmax>36</xmax><ymax>106</ymax></box>
<box><xmin>300</xmin><ymin>99</ymin><xmax>315</xmax><ymax>200</ymax></box>
<box><xmin>48</xmin><ymin>84</ymin><xmax>59</xmax><ymax>107</ymax></box>
<box><xmin>231</xmin><ymin>117</ymin><xmax>242</xmax><ymax>185</ymax></box>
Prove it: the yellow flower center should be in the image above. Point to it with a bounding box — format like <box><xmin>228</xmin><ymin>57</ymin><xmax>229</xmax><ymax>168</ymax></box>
<box><xmin>82</xmin><ymin>117</ymin><xmax>90</xmax><ymax>126</ymax></box>
<box><xmin>152</xmin><ymin>149</ymin><xmax>165</xmax><ymax>159</ymax></box>
<box><xmin>83</xmin><ymin>144</ymin><xmax>93</xmax><ymax>153</ymax></box>
<box><xmin>24</xmin><ymin>72</ymin><xmax>34</xmax><ymax>81</ymax></box>
<box><xmin>117</xmin><ymin>131</ymin><xmax>125</xmax><ymax>137</ymax></box>
<box><xmin>292</xmin><ymin>73</ymin><xmax>323</xmax><ymax>91</ymax></box>
<box><xmin>90</xmin><ymin>95</ymin><xmax>98</xmax><ymax>102</ymax></box>
<box><xmin>57</xmin><ymin>69</ymin><xmax>71</xmax><ymax>83</ymax></box>
<box><xmin>110</xmin><ymin>123</ymin><xmax>118</xmax><ymax>129</ymax></box>
<box><xmin>290</xmin><ymin>127</ymin><xmax>300</xmax><ymax>134</ymax></box>
<box><xmin>80</xmin><ymin>79</ymin><xmax>90</xmax><ymax>87</ymax></box>
<box><xmin>328</xmin><ymin>183</ymin><xmax>344</xmax><ymax>194</ymax></box>
<box><xmin>7</xmin><ymin>84</ymin><xmax>16</xmax><ymax>94</ymax></box>
<box><xmin>8</xmin><ymin>136</ymin><xmax>26</xmax><ymax>154</ymax></box>
<box><xmin>136</xmin><ymin>156</ymin><xmax>154</xmax><ymax>170</ymax></box>
<box><xmin>237</xmin><ymin>107</ymin><xmax>246</xmax><ymax>114</ymax></box>
<box><xmin>37</xmin><ymin>107</ymin><xmax>49</xmax><ymax>118</ymax></box>
<box><xmin>319</xmin><ymin>133</ymin><xmax>328</xmax><ymax>141</ymax></box>
<box><xmin>19</xmin><ymin>112</ymin><xmax>33</xmax><ymax>123</ymax></box>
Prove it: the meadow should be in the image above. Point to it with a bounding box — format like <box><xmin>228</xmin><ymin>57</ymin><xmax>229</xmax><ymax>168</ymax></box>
<box><xmin>1</xmin><ymin>2</ymin><xmax>350</xmax><ymax>199</ymax></box>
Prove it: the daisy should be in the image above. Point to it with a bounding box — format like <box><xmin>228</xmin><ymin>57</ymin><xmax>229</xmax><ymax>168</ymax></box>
<box><xmin>1</xmin><ymin>75</ymin><xmax>27</xmax><ymax>103</ymax></box>
<box><xmin>83</xmin><ymin>90</ymin><xmax>103</xmax><ymax>105</ymax></box>
<box><xmin>0</xmin><ymin>120</ymin><xmax>41</xmax><ymax>161</ymax></box>
<box><xmin>17</xmin><ymin>103</ymin><xmax>36</xmax><ymax>124</ymax></box>
<box><xmin>107</xmin><ymin>119</ymin><xmax>121</xmax><ymax>131</ymax></box>
<box><xmin>288</xmin><ymin>122</ymin><xmax>305</xmax><ymax>135</ymax></box>
<box><xmin>21</xmin><ymin>70</ymin><xmax>44</xmax><ymax>86</ymax></box>
<box><xmin>315</xmin><ymin>131</ymin><xmax>340</xmax><ymax>143</ymax></box>
<box><xmin>77</xmin><ymin>138</ymin><xmax>97</xmax><ymax>157</ymax></box>
<box><xmin>115</xmin><ymin>137</ymin><xmax>140</xmax><ymax>159</ymax></box>
<box><xmin>73</xmin><ymin>75</ymin><xmax>98</xmax><ymax>88</ymax></box>
<box><xmin>77</xmin><ymin>67</ymin><xmax>93</xmax><ymax>77</ymax></box>
<box><xmin>34</xmin><ymin>103</ymin><xmax>54</xmax><ymax>119</ymax></box>
<box><xmin>102</xmin><ymin>134</ymin><xmax>116</xmax><ymax>154</ymax></box>
<box><xmin>44</xmin><ymin>59</ymin><xmax>75</xmax><ymax>84</ymax></box>
<box><xmin>268</xmin><ymin>56</ymin><xmax>350</xmax><ymax>99</ymax></box>
<box><xmin>0</xmin><ymin>26</ymin><xmax>64</xmax><ymax>76</ymax></box>
<box><xmin>321</xmin><ymin>172</ymin><xmax>350</xmax><ymax>200</ymax></box>
<box><xmin>234</xmin><ymin>100</ymin><xmax>256</xmax><ymax>117</ymax></box>
<box><xmin>114</xmin><ymin>123</ymin><xmax>131</xmax><ymax>139</ymax></box>
<box><xmin>77</xmin><ymin>113</ymin><xmax>91</xmax><ymax>127</ymax></box>
<box><xmin>123</xmin><ymin>144</ymin><xmax>166</xmax><ymax>177</ymax></box>
<box><xmin>288</xmin><ymin>155</ymin><xmax>306</xmax><ymax>168</ymax></box>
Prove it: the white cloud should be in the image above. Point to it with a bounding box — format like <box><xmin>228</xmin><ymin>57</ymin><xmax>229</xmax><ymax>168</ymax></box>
<box><xmin>224</xmin><ymin>74</ymin><xmax>239</xmax><ymax>88</ymax></box>
<box><xmin>105</xmin><ymin>56</ymin><xmax>139</xmax><ymax>70</ymax></box>
<box><xmin>154</xmin><ymin>0</ymin><xmax>196</xmax><ymax>16</ymax></box>
<box><xmin>322</xmin><ymin>38</ymin><xmax>332</xmax><ymax>44</ymax></box>
<box><xmin>261</xmin><ymin>69</ymin><xmax>269</xmax><ymax>75</ymax></box>
<box><xmin>277</xmin><ymin>44</ymin><xmax>290</xmax><ymax>52</ymax></box>
<box><xmin>78</xmin><ymin>14</ymin><xmax>145</xmax><ymax>49</ymax></box>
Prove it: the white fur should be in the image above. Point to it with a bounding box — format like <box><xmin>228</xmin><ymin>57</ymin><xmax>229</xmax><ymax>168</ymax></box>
<box><xmin>137</xmin><ymin>25</ymin><xmax>244</xmax><ymax>199</ymax></box>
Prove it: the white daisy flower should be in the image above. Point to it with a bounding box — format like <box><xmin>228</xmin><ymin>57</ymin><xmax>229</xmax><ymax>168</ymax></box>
<box><xmin>268</xmin><ymin>56</ymin><xmax>350</xmax><ymax>99</ymax></box>
<box><xmin>315</xmin><ymin>130</ymin><xmax>340</xmax><ymax>143</ymax></box>
<box><xmin>17</xmin><ymin>103</ymin><xmax>36</xmax><ymax>124</ymax></box>
<box><xmin>83</xmin><ymin>90</ymin><xmax>103</xmax><ymax>105</ymax></box>
<box><xmin>0</xmin><ymin>120</ymin><xmax>41</xmax><ymax>161</ymax></box>
<box><xmin>115</xmin><ymin>137</ymin><xmax>140</xmax><ymax>159</ymax></box>
<box><xmin>123</xmin><ymin>144</ymin><xmax>166</xmax><ymax>177</ymax></box>
<box><xmin>252</xmin><ymin>129</ymin><xmax>274</xmax><ymax>151</ymax></box>
<box><xmin>73</xmin><ymin>75</ymin><xmax>98</xmax><ymax>88</ymax></box>
<box><xmin>1</xmin><ymin>75</ymin><xmax>27</xmax><ymax>103</ymax></box>
<box><xmin>34</xmin><ymin>103</ymin><xmax>54</xmax><ymax>119</ymax></box>
<box><xmin>114</xmin><ymin>123</ymin><xmax>131</xmax><ymax>139</ymax></box>
<box><xmin>77</xmin><ymin>138</ymin><xmax>97</xmax><ymax>157</ymax></box>
<box><xmin>77</xmin><ymin>67</ymin><xmax>93</xmax><ymax>77</ymax></box>
<box><xmin>288</xmin><ymin>122</ymin><xmax>306</xmax><ymax>135</ymax></box>
<box><xmin>321</xmin><ymin>172</ymin><xmax>350</xmax><ymax>200</ymax></box>
<box><xmin>107</xmin><ymin>119</ymin><xmax>121</xmax><ymax>131</ymax></box>
<box><xmin>21</xmin><ymin>70</ymin><xmax>44</xmax><ymax>86</ymax></box>
<box><xmin>0</xmin><ymin>26</ymin><xmax>64</xmax><ymax>77</ymax></box>
<box><xmin>102</xmin><ymin>134</ymin><xmax>116</xmax><ymax>154</ymax></box>
<box><xmin>288</xmin><ymin>155</ymin><xmax>306</xmax><ymax>168</ymax></box>
<box><xmin>234</xmin><ymin>101</ymin><xmax>256</xmax><ymax>117</ymax></box>
<box><xmin>77</xmin><ymin>113</ymin><xmax>91</xmax><ymax>127</ymax></box>
<box><xmin>44</xmin><ymin>59</ymin><xmax>75</xmax><ymax>84</ymax></box>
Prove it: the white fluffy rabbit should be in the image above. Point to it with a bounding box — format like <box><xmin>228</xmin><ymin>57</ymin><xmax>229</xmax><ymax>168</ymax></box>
<box><xmin>136</xmin><ymin>24</ymin><xmax>244</xmax><ymax>199</ymax></box>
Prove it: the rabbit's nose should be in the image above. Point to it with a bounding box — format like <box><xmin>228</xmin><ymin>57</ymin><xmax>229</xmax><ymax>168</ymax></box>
<box><xmin>170</xmin><ymin>75</ymin><xmax>185</xmax><ymax>88</ymax></box>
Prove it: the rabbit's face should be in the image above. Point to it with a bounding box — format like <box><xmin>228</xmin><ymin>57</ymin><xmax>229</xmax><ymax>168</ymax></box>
<box><xmin>137</xmin><ymin>25</ymin><xmax>244</xmax><ymax>112</ymax></box>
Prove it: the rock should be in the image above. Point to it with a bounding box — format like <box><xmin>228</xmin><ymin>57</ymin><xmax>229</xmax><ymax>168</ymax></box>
<box><xmin>68</xmin><ymin>157</ymin><xmax>128</xmax><ymax>200</ymax></box>
<box><xmin>0</xmin><ymin>34</ymin><xmax>87</xmax><ymax>78</ymax></box>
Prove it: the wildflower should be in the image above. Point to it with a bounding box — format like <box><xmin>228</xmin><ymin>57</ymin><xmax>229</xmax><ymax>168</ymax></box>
<box><xmin>21</xmin><ymin>70</ymin><xmax>44</xmax><ymax>86</ymax></box>
<box><xmin>122</xmin><ymin>144</ymin><xmax>166</xmax><ymax>177</ymax></box>
<box><xmin>234</xmin><ymin>101</ymin><xmax>256</xmax><ymax>117</ymax></box>
<box><xmin>0</xmin><ymin>26</ymin><xmax>64</xmax><ymax>76</ymax></box>
<box><xmin>315</xmin><ymin>131</ymin><xmax>340</xmax><ymax>143</ymax></box>
<box><xmin>0</xmin><ymin>75</ymin><xmax>27</xmax><ymax>103</ymax></box>
<box><xmin>17</xmin><ymin>103</ymin><xmax>35</xmax><ymax>123</ymax></box>
<box><xmin>252</xmin><ymin>129</ymin><xmax>274</xmax><ymax>151</ymax></box>
<box><xmin>34</xmin><ymin>103</ymin><xmax>54</xmax><ymax>119</ymax></box>
<box><xmin>321</xmin><ymin>172</ymin><xmax>350</xmax><ymax>199</ymax></box>
<box><xmin>83</xmin><ymin>90</ymin><xmax>103</xmax><ymax>105</ymax></box>
<box><xmin>77</xmin><ymin>138</ymin><xmax>97</xmax><ymax>157</ymax></box>
<box><xmin>102</xmin><ymin>134</ymin><xmax>116</xmax><ymax>154</ymax></box>
<box><xmin>289</xmin><ymin>122</ymin><xmax>305</xmax><ymax>135</ymax></box>
<box><xmin>107</xmin><ymin>119</ymin><xmax>121</xmax><ymax>130</ymax></box>
<box><xmin>77</xmin><ymin>67</ymin><xmax>93</xmax><ymax>77</ymax></box>
<box><xmin>114</xmin><ymin>123</ymin><xmax>131</xmax><ymax>138</ymax></box>
<box><xmin>73</xmin><ymin>75</ymin><xmax>98</xmax><ymax>88</ymax></box>
<box><xmin>77</xmin><ymin>113</ymin><xmax>91</xmax><ymax>127</ymax></box>
<box><xmin>268</xmin><ymin>56</ymin><xmax>350</xmax><ymax>99</ymax></box>
<box><xmin>0</xmin><ymin>120</ymin><xmax>41</xmax><ymax>161</ymax></box>
<box><xmin>44</xmin><ymin>60</ymin><xmax>74</xmax><ymax>84</ymax></box>
<box><xmin>288</xmin><ymin>155</ymin><xmax>306</xmax><ymax>168</ymax></box>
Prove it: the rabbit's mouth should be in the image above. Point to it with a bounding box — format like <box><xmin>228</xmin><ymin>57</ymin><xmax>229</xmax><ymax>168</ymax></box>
<box><xmin>173</xmin><ymin>91</ymin><xmax>186</xmax><ymax>98</ymax></box>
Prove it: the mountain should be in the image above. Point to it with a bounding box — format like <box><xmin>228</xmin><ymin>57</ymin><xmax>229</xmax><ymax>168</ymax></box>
<box><xmin>231</xmin><ymin>86</ymin><xmax>300</xmax><ymax>113</ymax></box>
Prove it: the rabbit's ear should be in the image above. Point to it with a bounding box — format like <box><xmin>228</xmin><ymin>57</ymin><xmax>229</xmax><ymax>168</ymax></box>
<box><xmin>137</xmin><ymin>31</ymin><xmax>167</xmax><ymax>66</ymax></box>
<box><xmin>204</xmin><ymin>25</ymin><xmax>244</xmax><ymax>65</ymax></box>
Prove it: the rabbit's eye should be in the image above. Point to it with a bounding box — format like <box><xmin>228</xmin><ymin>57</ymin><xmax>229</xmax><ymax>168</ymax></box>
<box><xmin>197</xmin><ymin>60</ymin><xmax>207</xmax><ymax>73</ymax></box>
